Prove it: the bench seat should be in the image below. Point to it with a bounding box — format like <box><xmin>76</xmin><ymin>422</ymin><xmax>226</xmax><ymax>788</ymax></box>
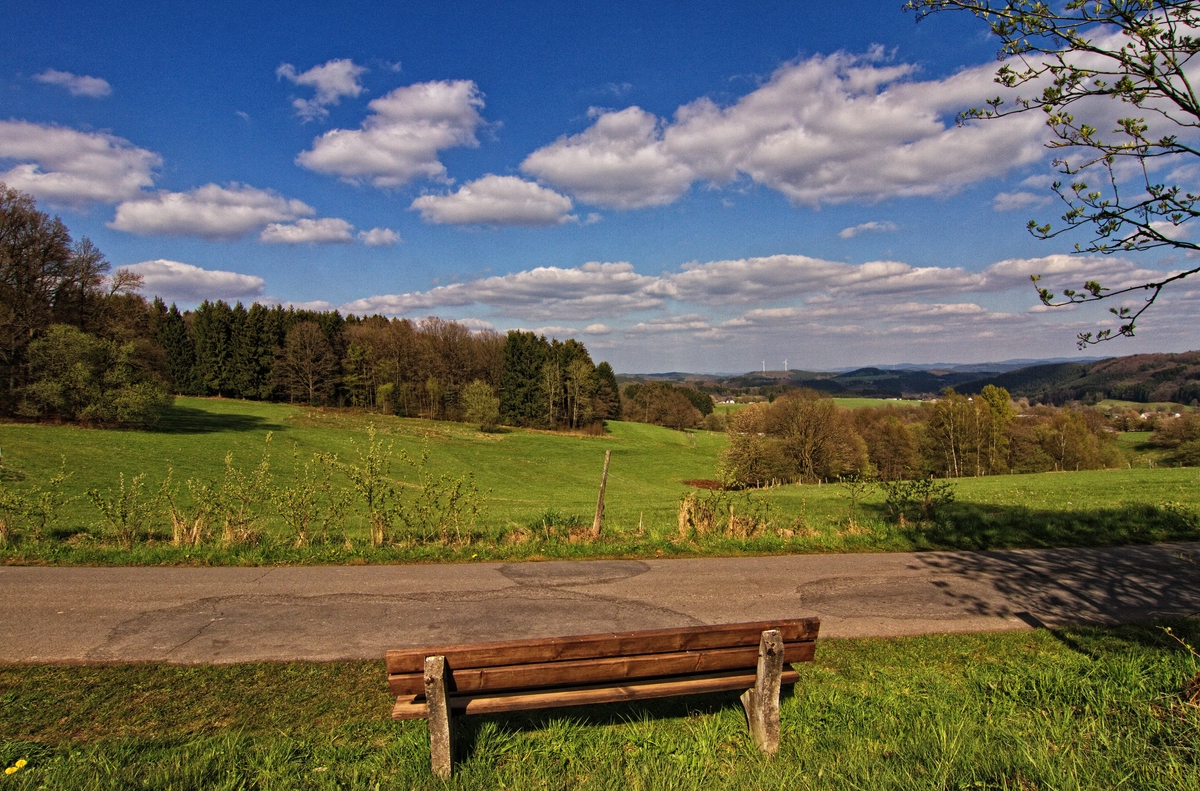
<box><xmin>387</xmin><ymin>616</ymin><xmax>820</xmax><ymax>777</ymax></box>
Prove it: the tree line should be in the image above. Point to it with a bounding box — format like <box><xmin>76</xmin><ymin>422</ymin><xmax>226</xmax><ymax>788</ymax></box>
<box><xmin>0</xmin><ymin>184</ymin><xmax>619</xmax><ymax>430</ymax></box>
<box><xmin>719</xmin><ymin>387</ymin><xmax>1129</xmax><ymax>488</ymax></box>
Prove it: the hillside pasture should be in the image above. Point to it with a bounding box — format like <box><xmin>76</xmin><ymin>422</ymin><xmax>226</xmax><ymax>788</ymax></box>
<box><xmin>0</xmin><ymin>397</ymin><xmax>1198</xmax><ymax>564</ymax></box>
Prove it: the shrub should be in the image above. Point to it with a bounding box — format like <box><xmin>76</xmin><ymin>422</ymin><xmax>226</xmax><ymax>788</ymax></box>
<box><xmin>88</xmin><ymin>473</ymin><xmax>157</xmax><ymax>549</ymax></box>
<box><xmin>881</xmin><ymin>477</ymin><xmax>956</xmax><ymax>524</ymax></box>
<box><xmin>462</xmin><ymin>379</ymin><xmax>500</xmax><ymax>431</ymax></box>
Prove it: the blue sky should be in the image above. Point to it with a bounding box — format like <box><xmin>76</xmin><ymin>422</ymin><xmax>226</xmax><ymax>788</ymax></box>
<box><xmin>2</xmin><ymin>1</ymin><xmax>1194</xmax><ymax>372</ymax></box>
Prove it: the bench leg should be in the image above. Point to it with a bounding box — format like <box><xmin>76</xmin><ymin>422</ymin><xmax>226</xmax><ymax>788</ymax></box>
<box><xmin>425</xmin><ymin>655</ymin><xmax>454</xmax><ymax>778</ymax></box>
<box><xmin>740</xmin><ymin>629</ymin><xmax>783</xmax><ymax>756</ymax></box>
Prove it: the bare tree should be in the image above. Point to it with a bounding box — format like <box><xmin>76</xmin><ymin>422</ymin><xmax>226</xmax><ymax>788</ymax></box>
<box><xmin>565</xmin><ymin>358</ymin><xmax>596</xmax><ymax>429</ymax></box>
<box><xmin>275</xmin><ymin>321</ymin><xmax>337</xmax><ymax>405</ymax></box>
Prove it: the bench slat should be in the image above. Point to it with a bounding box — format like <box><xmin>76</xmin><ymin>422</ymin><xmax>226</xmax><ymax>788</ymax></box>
<box><xmin>385</xmin><ymin>618</ymin><xmax>819</xmax><ymax>674</ymax></box>
<box><xmin>388</xmin><ymin>640</ymin><xmax>814</xmax><ymax>696</ymax></box>
<box><xmin>391</xmin><ymin>668</ymin><xmax>803</xmax><ymax>720</ymax></box>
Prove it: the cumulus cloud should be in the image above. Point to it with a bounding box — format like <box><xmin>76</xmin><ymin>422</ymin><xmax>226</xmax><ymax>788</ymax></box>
<box><xmin>452</xmin><ymin>318</ymin><xmax>496</xmax><ymax>333</ymax></box>
<box><xmin>259</xmin><ymin>217</ymin><xmax>354</xmax><ymax>244</ymax></box>
<box><xmin>839</xmin><ymin>220</ymin><xmax>898</xmax><ymax>239</ymax></box>
<box><xmin>521</xmin><ymin>51</ymin><xmax>1045</xmax><ymax>209</ymax></box>
<box><xmin>651</xmin><ymin>254</ymin><xmax>986</xmax><ymax>305</ymax></box>
<box><xmin>410</xmin><ymin>175</ymin><xmax>576</xmax><ymax>225</ymax></box>
<box><xmin>327</xmin><ymin>248</ymin><xmax>1192</xmax><ymax>367</ymax></box>
<box><xmin>521</xmin><ymin>107</ymin><xmax>696</xmax><ymax>209</ymax></box>
<box><xmin>110</xmin><ymin>183</ymin><xmax>314</xmax><ymax>239</ymax></box>
<box><xmin>0</xmin><ymin>120</ymin><xmax>159</xmax><ymax>205</ymax></box>
<box><xmin>33</xmin><ymin>69</ymin><xmax>112</xmax><ymax>98</ymax></box>
<box><xmin>123</xmin><ymin>259</ymin><xmax>264</xmax><ymax>303</ymax></box>
<box><xmin>993</xmin><ymin>190</ymin><xmax>1052</xmax><ymax>211</ymax></box>
<box><xmin>358</xmin><ymin>227</ymin><xmax>400</xmax><ymax>246</ymax></box>
<box><xmin>296</xmin><ymin>79</ymin><xmax>484</xmax><ymax>187</ymax></box>
<box><xmin>277</xmin><ymin>59</ymin><xmax>367</xmax><ymax>121</ymax></box>
<box><xmin>340</xmin><ymin>261</ymin><xmax>660</xmax><ymax>320</ymax></box>
<box><xmin>982</xmin><ymin>253</ymin><xmax>1174</xmax><ymax>294</ymax></box>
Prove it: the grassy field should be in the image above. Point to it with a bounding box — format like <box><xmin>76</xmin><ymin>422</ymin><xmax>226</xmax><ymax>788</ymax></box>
<box><xmin>2</xmin><ymin>622</ymin><xmax>1198</xmax><ymax>789</ymax></box>
<box><xmin>1</xmin><ymin>397</ymin><xmax>1198</xmax><ymax>565</ymax></box>
<box><xmin>1098</xmin><ymin>398</ymin><xmax>1195</xmax><ymax>413</ymax></box>
<box><xmin>713</xmin><ymin>397</ymin><xmax>921</xmax><ymax>414</ymax></box>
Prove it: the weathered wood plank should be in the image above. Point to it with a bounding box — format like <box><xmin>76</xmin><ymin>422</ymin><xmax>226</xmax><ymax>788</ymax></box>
<box><xmin>392</xmin><ymin>668</ymin><xmax>802</xmax><ymax>720</ymax></box>
<box><xmin>388</xmin><ymin>640</ymin><xmax>814</xmax><ymax>696</ymax></box>
<box><xmin>424</xmin><ymin>655</ymin><xmax>453</xmax><ymax>778</ymax></box>
<box><xmin>385</xmin><ymin>618</ymin><xmax>820</xmax><ymax>674</ymax></box>
<box><xmin>740</xmin><ymin>629</ymin><xmax>783</xmax><ymax>756</ymax></box>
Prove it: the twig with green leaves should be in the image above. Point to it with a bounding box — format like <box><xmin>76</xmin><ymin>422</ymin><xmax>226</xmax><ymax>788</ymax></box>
<box><xmin>87</xmin><ymin>473</ymin><xmax>157</xmax><ymax>550</ymax></box>
<box><xmin>907</xmin><ymin>0</ymin><xmax>1200</xmax><ymax>346</ymax></box>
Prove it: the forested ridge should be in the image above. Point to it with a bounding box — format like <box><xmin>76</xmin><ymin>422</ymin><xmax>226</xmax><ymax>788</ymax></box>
<box><xmin>0</xmin><ymin>184</ymin><xmax>621</xmax><ymax>429</ymax></box>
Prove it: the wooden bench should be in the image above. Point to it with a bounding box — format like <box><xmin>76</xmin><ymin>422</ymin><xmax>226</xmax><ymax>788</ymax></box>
<box><xmin>386</xmin><ymin>617</ymin><xmax>820</xmax><ymax>777</ymax></box>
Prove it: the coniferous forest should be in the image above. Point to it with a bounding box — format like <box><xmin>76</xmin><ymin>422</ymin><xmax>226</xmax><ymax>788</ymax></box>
<box><xmin>0</xmin><ymin>184</ymin><xmax>621</xmax><ymax>429</ymax></box>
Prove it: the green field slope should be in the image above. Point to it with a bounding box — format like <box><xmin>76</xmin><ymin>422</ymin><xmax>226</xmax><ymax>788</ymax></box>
<box><xmin>1</xmin><ymin>398</ymin><xmax>1198</xmax><ymax>564</ymax></box>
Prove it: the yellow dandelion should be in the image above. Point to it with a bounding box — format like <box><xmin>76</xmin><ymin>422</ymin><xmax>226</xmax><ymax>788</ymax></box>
<box><xmin>4</xmin><ymin>767</ymin><xmax>16</xmax><ymax>775</ymax></box>
<box><xmin>14</xmin><ymin>760</ymin><xmax>25</xmax><ymax>768</ymax></box>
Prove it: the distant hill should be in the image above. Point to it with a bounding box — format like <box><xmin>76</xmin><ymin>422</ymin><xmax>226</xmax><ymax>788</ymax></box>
<box><xmin>617</xmin><ymin>351</ymin><xmax>1200</xmax><ymax>404</ymax></box>
<box><xmin>959</xmin><ymin>351</ymin><xmax>1200</xmax><ymax>405</ymax></box>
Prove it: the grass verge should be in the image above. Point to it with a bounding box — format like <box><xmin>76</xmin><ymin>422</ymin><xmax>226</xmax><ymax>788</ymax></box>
<box><xmin>2</xmin><ymin>622</ymin><xmax>1199</xmax><ymax>789</ymax></box>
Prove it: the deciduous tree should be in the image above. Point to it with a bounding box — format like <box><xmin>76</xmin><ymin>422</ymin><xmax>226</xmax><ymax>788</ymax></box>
<box><xmin>909</xmin><ymin>0</ymin><xmax>1200</xmax><ymax>344</ymax></box>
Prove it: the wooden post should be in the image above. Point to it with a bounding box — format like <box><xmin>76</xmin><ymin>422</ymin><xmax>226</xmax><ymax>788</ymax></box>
<box><xmin>591</xmin><ymin>450</ymin><xmax>612</xmax><ymax>539</ymax></box>
<box><xmin>424</xmin><ymin>655</ymin><xmax>454</xmax><ymax>778</ymax></box>
<box><xmin>740</xmin><ymin>629</ymin><xmax>783</xmax><ymax>755</ymax></box>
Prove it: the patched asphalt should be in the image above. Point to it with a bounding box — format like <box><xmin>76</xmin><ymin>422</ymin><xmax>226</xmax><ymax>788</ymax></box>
<box><xmin>3</xmin><ymin>542</ymin><xmax>1199</xmax><ymax>663</ymax></box>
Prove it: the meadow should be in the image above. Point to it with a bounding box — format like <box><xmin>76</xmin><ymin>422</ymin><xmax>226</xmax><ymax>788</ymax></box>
<box><xmin>0</xmin><ymin>396</ymin><xmax>1198</xmax><ymax>565</ymax></box>
<box><xmin>2</xmin><ymin>621</ymin><xmax>1198</xmax><ymax>789</ymax></box>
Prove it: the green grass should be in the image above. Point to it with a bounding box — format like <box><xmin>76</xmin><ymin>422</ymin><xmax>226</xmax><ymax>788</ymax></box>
<box><xmin>1098</xmin><ymin>399</ymin><xmax>1195</xmax><ymax>413</ymax></box>
<box><xmin>2</xmin><ymin>397</ymin><xmax>1199</xmax><ymax>565</ymax></box>
<box><xmin>3</xmin><ymin>622</ymin><xmax>1199</xmax><ymax>789</ymax></box>
<box><xmin>831</xmin><ymin>396</ymin><xmax>922</xmax><ymax>409</ymax></box>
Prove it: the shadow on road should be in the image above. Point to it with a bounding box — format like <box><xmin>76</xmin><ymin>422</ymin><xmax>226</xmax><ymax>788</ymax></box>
<box><xmin>915</xmin><ymin>543</ymin><xmax>1200</xmax><ymax>627</ymax></box>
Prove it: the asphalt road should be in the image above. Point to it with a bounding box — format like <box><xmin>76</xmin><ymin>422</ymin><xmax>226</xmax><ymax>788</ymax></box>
<box><xmin>4</xmin><ymin>542</ymin><xmax>1199</xmax><ymax>663</ymax></box>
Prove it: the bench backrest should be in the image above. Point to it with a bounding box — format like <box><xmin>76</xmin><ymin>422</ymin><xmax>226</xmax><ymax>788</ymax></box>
<box><xmin>386</xmin><ymin>617</ymin><xmax>819</xmax><ymax>698</ymax></box>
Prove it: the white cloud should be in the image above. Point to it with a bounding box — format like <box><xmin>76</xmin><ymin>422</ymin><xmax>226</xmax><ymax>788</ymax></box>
<box><xmin>110</xmin><ymin>183</ymin><xmax>314</xmax><ymax>239</ymax></box>
<box><xmin>296</xmin><ymin>79</ymin><xmax>484</xmax><ymax>187</ymax></box>
<box><xmin>277</xmin><ymin>59</ymin><xmax>367</xmax><ymax>121</ymax></box>
<box><xmin>521</xmin><ymin>107</ymin><xmax>696</xmax><ymax>209</ymax></box>
<box><xmin>410</xmin><ymin>175</ymin><xmax>575</xmax><ymax>225</ymax></box>
<box><xmin>259</xmin><ymin>217</ymin><xmax>354</xmax><ymax>244</ymax></box>
<box><xmin>33</xmin><ymin>69</ymin><xmax>112</xmax><ymax>98</ymax></box>
<box><xmin>522</xmin><ymin>51</ymin><xmax>1045</xmax><ymax>209</ymax></box>
<box><xmin>993</xmin><ymin>190</ymin><xmax>1052</xmax><ymax>211</ymax></box>
<box><xmin>839</xmin><ymin>220</ymin><xmax>897</xmax><ymax>239</ymax></box>
<box><xmin>124</xmin><ymin>259</ymin><xmax>264</xmax><ymax>304</ymax></box>
<box><xmin>652</xmin><ymin>254</ymin><xmax>985</xmax><ymax>305</ymax></box>
<box><xmin>358</xmin><ymin>227</ymin><xmax>400</xmax><ymax>246</ymax></box>
<box><xmin>326</xmin><ymin>248</ymin><xmax>1193</xmax><ymax>370</ymax></box>
<box><xmin>530</xmin><ymin>325</ymin><xmax>578</xmax><ymax>338</ymax></box>
<box><xmin>340</xmin><ymin>261</ymin><xmax>660</xmax><ymax>320</ymax></box>
<box><xmin>982</xmin><ymin>253</ymin><xmax>1174</xmax><ymax>294</ymax></box>
<box><xmin>264</xmin><ymin>298</ymin><xmax>336</xmax><ymax>311</ymax></box>
<box><xmin>0</xmin><ymin>120</ymin><xmax>159</xmax><ymax>205</ymax></box>
<box><xmin>452</xmin><ymin>317</ymin><xmax>496</xmax><ymax>332</ymax></box>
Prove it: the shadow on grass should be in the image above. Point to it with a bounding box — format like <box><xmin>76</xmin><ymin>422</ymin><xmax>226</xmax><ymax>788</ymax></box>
<box><xmin>451</xmin><ymin>686</ymin><xmax>790</xmax><ymax>766</ymax></box>
<box><xmin>151</xmin><ymin>405</ymin><xmax>284</xmax><ymax>435</ymax></box>
<box><xmin>865</xmin><ymin>500</ymin><xmax>1200</xmax><ymax>552</ymax></box>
